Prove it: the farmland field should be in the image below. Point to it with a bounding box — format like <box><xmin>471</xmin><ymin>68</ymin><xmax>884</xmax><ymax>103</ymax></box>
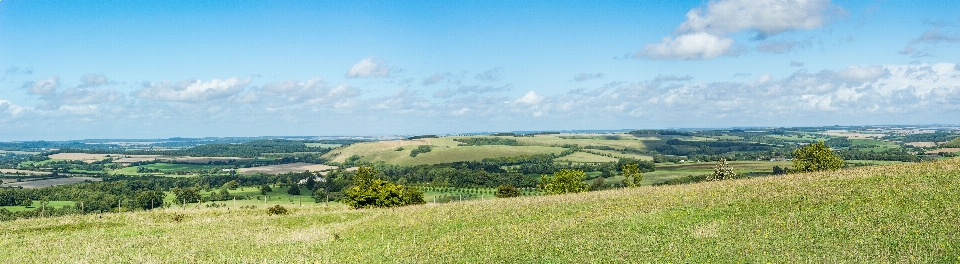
<box><xmin>553</xmin><ymin>151</ymin><xmax>618</xmax><ymax>163</ymax></box>
<box><xmin>237</xmin><ymin>162</ymin><xmax>336</xmax><ymax>175</ymax></box>
<box><xmin>0</xmin><ymin>201</ymin><xmax>76</xmax><ymax>212</ymax></box>
<box><xmin>2</xmin><ymin>158</ymin><xmax>958</xmax><ymax>262</ymax></box>
<box><xmin>1</xmin><ymin>177</ymin><xmax>101</xmax><ymax>188</ymax></box>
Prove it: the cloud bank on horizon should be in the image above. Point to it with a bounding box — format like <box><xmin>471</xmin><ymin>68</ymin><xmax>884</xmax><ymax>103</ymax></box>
<box><xmin>1</xmin><ymin>0</ymin><xmax>959</xmax><ymax>140</ymax></box>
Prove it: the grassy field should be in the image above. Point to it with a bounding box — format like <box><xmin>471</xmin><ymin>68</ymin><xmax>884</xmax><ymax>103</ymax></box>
<box><xmin>1</xmin><ymin>159</ymin><xmax>958</xmax><ymax>262</ymax></box>
<box><xmin>553</xmin><ymin>151</ymin><xmax>618</xmax><ymax>163</ymax></box>
<box><xmin>0</xmin><ymin>201</ymin><xmax>76</xmax><ymax>212</ymax></box>
<box><xmin>110</xmin><ymin>163</ymin><xmax>226</xmax><ymax>175</ymax></box>
<box><xmin>323</xmin><ymin>139</ymin><xmax>567</xmax><ymax>166</ymax></box>
<box><xmin>639</xmin><ymin>160</ymin><xmax>793</xmax><ymax>185</ymax></box>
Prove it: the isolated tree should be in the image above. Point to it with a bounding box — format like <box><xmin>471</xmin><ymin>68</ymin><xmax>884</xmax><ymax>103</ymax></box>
<box><xmin>792</xmin><ymin>141</ymin><xmax>844</xmax><ymax>173</ymax></box>
<box><xmin>708</xmin><ymin>158</ymin><xmax>737</xmax><ymax>181</ymax></box>
<box><xmin>287</xmin><ymin>184</ymin><xmax>301</xmax><ymax>195</ymax></box>
<box><xmin>260</xmin><ymin>185</ymin><xmax>273</xmax><ymax>195</ymax></box>
<box><xmin>344</xmin><ymin>165</ymin><xmax>425</xmax><ymax>209</ymax></box>
<box><xmin>539</xmin><ymin>169</ymin><xmax>588</xmax><ymax>195</ymax></box>
<box><xmin>620</xmin><ymin>163</ymin><xmax>643</xmax><ymax>187</ymax></box>
<box><xmin>495</xmin><ymin>184</ymin><xmax>521</xmax><ymax>198</ymax></box>
<box><xmin>20</xmin><ymin>198</ymin><xmax>32</xmax><ymax>207</ymax></box>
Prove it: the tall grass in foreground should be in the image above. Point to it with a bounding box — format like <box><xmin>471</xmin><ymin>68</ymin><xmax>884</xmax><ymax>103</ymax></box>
<box><xmin>2</xmin><ymin>159</ymin><xmax>960</xmax><ymax>263</ymax></box>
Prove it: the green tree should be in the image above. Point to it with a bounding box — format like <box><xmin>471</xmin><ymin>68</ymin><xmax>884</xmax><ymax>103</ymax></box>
<box><xmin>620</xmin><ymin>163</ymin><xmax>643</xmax><ymax>187</ymax></box>
<box><xmin>222</xmin><ymin>180</ymin><xmax>239</xmax><ymax>190</ymax></box>
<box><xmin>171</xmin><ymin>187</ymin><xmax>201</xmax><ymax>204</ymax></box>
<box><xmin>20</xmin><ymin>198</ymin><xmax>32</xmax><ymax>207</ymax></box>
<box><xmin>538</xmin><ymin>169</ymin><xmax>588</xmax><ymax>195</ymax></box>
<box><xmin>134</xmin><ymin>190</ymin><xmax>166</xmax><ymax>210</ymax></box>
<box><xmin>287</xmin><ymin>184</ymin><xmax>301</xmax><ymax>195</ymax></box>
<box><xmin>343</xmin><ymin>165</ymin><xmax>425</xmax><ymax>209</ymax></box>
<box><xmin>495</xmin><ymin>184</ymin><xmax>521</xmax><ymax>198</ymax></box>
<box><xmin>260</xmin><ymin>185</ymin><xmax>273</xmax><ymax>195</ymax></box>
<box><xmin>708</xmin><ymin>158</ymin><xmax>737</xmax><ymax>181</ymax></box>
<box><xmin>590</xmin><ymin>177</ymin><xmax>609</xmax><ymax>191</ymax></box>
<box><xmin>792</xmin><ymin>141</ymin><xmax>844</xmax><ymax>172</ymax></box>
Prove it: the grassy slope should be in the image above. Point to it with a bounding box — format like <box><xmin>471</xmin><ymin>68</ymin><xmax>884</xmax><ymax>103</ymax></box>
<box><xmin>3</xmin><ymin>159</ymin><xmax>960</xmax><ymax>262</ymax></box>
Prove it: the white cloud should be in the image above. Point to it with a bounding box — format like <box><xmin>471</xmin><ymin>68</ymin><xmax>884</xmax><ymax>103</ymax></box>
<box><xmin>433</xmin><ymin>85</ymin><xmax>511</xmax><ymax>98</ymax></box>
<box><xmin>475</xmin><ymin>68</ymin><xmax>502</xmax><ymax>82</ymax></box>
<box><xmin>24</xmin><ymin>76</ymin><xmax>60</xmax><ymax>96</ymax></box>
<box><xmin>790</xmin><ymin>61</ymin><xmax>805</xmax><ymax>67</ymax></box>
<box><xmin>636</xmin><ymin>32</ymin><xmax>735</xmax><ymax>60</ymax></box>
<box><xmin>133</xmin><ymin>77</ymin><xmax>250</xmax><ymax>102</ymax></box>
<box><xmin>836</xmin><ymin>65</ymin><xmax>888</xmax><ymax>84</ymax></box>
<box><xmin>900</xmin><ymin>28</ymin><xmax>960</xmax><ymax>57</ymax></box>
<box><xmin>515</xmin><ymin>91</ymin><xmax>544</xmax><ymax>105</ymax></box>
<box><xmin>0</xmin><ymin>100</ymin><xmax>29</xmax><ymax>118</ymax></box>
<box><xmin>55</xmin><ymin>87</ymin><xmax>125</xmax><ymax>105</ymax></box>
<box><xmin>638</xmin><ymin>0</ymin><xmax>843</xmax><ymax>60</ymax></box>
<box><xmin>79</xmin><ymin>73</ymin><xmax>108</xmax><ymax>88</ymax></box>
<box><xmin>346</xmin><ymin>57</ymin><xmax>391</xmax><ymax>78</ymax></box>
<box><xmin>256</xmin><ymin>78</ymin><xmax>361</xmax><ymax>106</ymax></box>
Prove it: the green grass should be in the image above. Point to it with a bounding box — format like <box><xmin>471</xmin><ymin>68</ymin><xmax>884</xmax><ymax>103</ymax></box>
<box><xmin>641</xmin><ymin>161</ymin><xmax>793</xmax><ymax>185</ymax></box>
<box><xmin>0</xmin><ymin>201</ymin><xmax>76</xmax><ymax>212</ymax></box>
<box><xmin>5</xmin><ymin>159</ymin><xmax>959</xmax><ymax>262</ymax></box>
<box><xmin>324</xmin><ymin>139</ymin><xmax>567</xmax><ymax>166</ymax></box>
<box><xmin>553</xmin><ymin>151</ymin><xmax>618</xmax><ymax>163</ymax></box>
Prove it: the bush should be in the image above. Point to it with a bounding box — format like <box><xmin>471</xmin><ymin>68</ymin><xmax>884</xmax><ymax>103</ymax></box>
<box><xmin>495</xmin><ymin>184</ymin><xmax>521</xmax><ymax>198</ymax></box>
<box><xmin>538</xmin><ymin>169</ymin><xmax>588</xmax><ymax>195</ymax></box>
<box><xmin>287</xmin><ymin>185</ymin><xmax>301</xmax><ymax>195</ymax></box>
<box><xmin>707</xmin><ymin>158</ymin><xmax>737</xmax><ymax>181</ymax></box>
<box><xmin>267</xmin><ymin>205</ymin><xmax>288</xmax><ymax>215</ymax></box>
<box><xmin>409</xmin><ymin>145</ymin><xmax>432</xmax><ymax>157</ymax></box>
<box><xmin>259</xmin><ymin>185</ymin><xmax>272</xmax><ymax>195</ymax></box>
<box><xmin>792</xmin><ymin>141</ymin><xmax>844</xmax><ymax>172</ymax></box>
<box><xmin>343</xmin><ymin>165</ymin><xmax>425</xmax><ymax>209</ymax></box>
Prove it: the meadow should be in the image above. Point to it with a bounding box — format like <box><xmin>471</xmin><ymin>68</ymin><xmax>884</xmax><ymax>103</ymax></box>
<box><xmin>1</xmin><ymin>158</ymin><xmax>957</xmax><ymax>262</ymax></box>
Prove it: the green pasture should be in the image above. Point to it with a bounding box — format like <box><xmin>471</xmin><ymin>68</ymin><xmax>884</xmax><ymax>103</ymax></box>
<box><xmin>3</xmin><ymin>159</ymin><xmax>958</xmax><ymax>262</ymax></box>
<box><xmin>0</xmin><ymin>201</ymin><xmax>76</xmax><ymax>212</ymax></box>
<box><xmin>553</xmin><ymin>151</ymin><xmax>618</xmax><ymax>163</ymax></box>
<box><xmin>110</xmin><ymin>163</ymin><xmax>226</xmax><ymax>175</ymax></box>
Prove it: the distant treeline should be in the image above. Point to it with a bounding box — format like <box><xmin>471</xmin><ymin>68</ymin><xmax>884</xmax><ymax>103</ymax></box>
<box><xmin>454</xmin><ymin>137</ymin><xmax>521</xmax><ymax>146</ymax></box>
<box><xmin>52</xmin><ymin>139</ymin><xmax>358</xmax><ymax>158</ymax></box>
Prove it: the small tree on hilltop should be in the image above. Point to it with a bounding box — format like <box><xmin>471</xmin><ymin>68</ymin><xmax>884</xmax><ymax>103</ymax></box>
<box><xmin>708</xmin><ymin>158</ymin><xmax>737</xmax><ymax>181</ymax></box>
<box><xmin>792</xmin><ymin>141</ymin><xmax>844</xmax><ymax>173</ymax></box>
<box><xmin>620</xmin><ymin>163</ymin><xmax>643</xmax><ymax>187</ymax></box>
<box><xmin>495</xmin><ymin>184</ymin><xmax>521</xmax><ymax>198</ymax></box>
<box><xmin>539</xmin><ymin>169</ymin><xmax>588</xmax><ymax>195</ymax></box>
<box><xmin>344</xmin><ymin>165</ymin><xmax>425</xmax><ymax>209</ymax></box>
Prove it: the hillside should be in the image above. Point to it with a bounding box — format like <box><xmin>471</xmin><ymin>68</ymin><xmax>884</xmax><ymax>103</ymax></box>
<box><xmin>2</xmin><ymin>159</ymin><xmax>959</xmax><ymax>262</ymax></box>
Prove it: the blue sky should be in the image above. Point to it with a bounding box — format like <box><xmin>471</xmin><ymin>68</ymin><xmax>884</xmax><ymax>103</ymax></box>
<box><xmin>1</xmin><ymin>0</ymin><xmax>959</xmax><ymax>140</ymax></box>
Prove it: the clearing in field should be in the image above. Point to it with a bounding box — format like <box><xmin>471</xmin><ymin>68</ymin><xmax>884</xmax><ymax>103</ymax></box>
<box><xmin>238</xmin><ymin>162</ymin><xmax>337</xmax><ymax>175</ymax></box>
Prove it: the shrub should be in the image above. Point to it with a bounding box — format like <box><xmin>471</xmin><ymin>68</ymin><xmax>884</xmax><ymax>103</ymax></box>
<box><xmin>343</xmin><ymin>165</ymin><xmax>425</xmax><ymax>209</ymax></box>
<box><xmin>267</xmin><ymin>205</ymin><xmax>288</xmax><ymax>215</ymax></box>
<box><xmin>792</xmin><ymin>141</ymin><xmax>844</xmax><ymax>172</ymax></box>
<box><xmin>708</xmin><ymin>158</ymin><xmax>737</xmax><ymax>181</ymax></box>
<box><xmin>538</xmin><ymin>169</ymin><xmax>588</xmax><ymax>195</ymax></box>
<box><xmin>287</xmin><ymin>184</ymin><xmax>301</xmax><ymax>195</ymax></box>
<box><xmin>495</xmin><ymin>184</ymin><xmax>521</xmax><ymax>198</ymax></box>
<box><xmin>259</xmin><ymin>185</ymin><xmax>272</xmax><ymax>195</ymax></box>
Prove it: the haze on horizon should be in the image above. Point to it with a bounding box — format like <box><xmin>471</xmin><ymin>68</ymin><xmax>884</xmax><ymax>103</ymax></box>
<box><xmin>1</xmin><ymin>0</ymin><xmax>959</xmax><ymax>141</ymax></box>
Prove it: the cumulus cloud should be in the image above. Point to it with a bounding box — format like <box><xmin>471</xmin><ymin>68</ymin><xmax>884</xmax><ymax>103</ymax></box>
<box><xmin>255</xmin><ymin>78</ymin><xmax>361</xmax><ymax>106</ymax></box>
<box><xmin>637</xmin><ymin>0</ymin><xmax>843</xmax><ymax>59</ymax></box>
<box><xmin>55</xmin><ymin>87</ymin><xmax>125</xmax><ymax>105</ymax></box>
<box><xmin>79</xmin><ymin>73</ymin><xmax>109</xmax><ymax>88</ymax></box>
<box><xmin>835</xmin><ymin>65</ymin><xmax>888</xmax><ymax>84</ymax></box>
<box><xmin>0</xmin><ymin>100</ymin><xmax>29</xmax><ymax>119</ymax></box>
<box><xmin>572</xmin><ymin>72</ymin><xmax>604</xmax><ymax>82</ymax></box>
<box><xmin>346</xmin><ymin>57</ymin><xmax>391</xmax><ymax>78</ymax></box>
<box><xmin>433</xmin><ymin>85</ymin><xmax>511</xmax><ymax>98</ymax></box>
<box><xmin>22</xmin><ymin>76</ymin><xmax>60</xmax><ymax>96</ymax></box>
<box><xmin>515</xmin><ymin>91</ymin><xmax>544</xmax><ymax>105</ymax></box>
<box><xmin>422</xmin><ymin>72</ymin><xmax>451</xmax><ymax>86</ymax></box>
<box><xmin>475</xmin><ymin>68</ymin><xmax>502</xmax><ymax>82</ymax></box>
<box><xmin>133</xmin><ymin>77</ymin><xmax>250</xmax><ymax>102</ymax></box>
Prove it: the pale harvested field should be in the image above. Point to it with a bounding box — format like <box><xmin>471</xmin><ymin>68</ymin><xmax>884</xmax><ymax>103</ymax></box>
<box><xmin>238</xmin><ymin>162</ymin><xmax>336</xmax><ymax>175</ymax></box>
<box><xmin>0</xmin><ymin>169</ymin><xmax>51</xmax><ymax>175</ymax></box>
<box><xmin>926</xmin><ymin>148</ymin><xmax>960</xmax><ymax>154</ymax></box>
<box><xmin>1</xmin><ymin>177</ymin><xmax>101</xmax><ymax>188</ymax></box>
<box><xmin>51</xmin><ymin>153</ymin><xmax>251</xmax><ymax>164</ymax></box>
<box><xmin>906</xmin><ymin>141</ymin><xmax>936</xmax><ymax>147</ymax></box>
<box><xmin>48</xmin><ymin>153</ymin><xmax>114</xmax><ymax>163</ymax></box>
<box><xmin>822</xmin><ymin>130</ymin><xmax>886</xmax><ymax>139</ymax></box>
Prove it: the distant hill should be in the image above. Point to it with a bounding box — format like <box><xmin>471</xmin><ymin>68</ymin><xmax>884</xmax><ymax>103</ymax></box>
<box><xmin>3</xmin><ymin>158</ymin><xmax>959</xmax><ymax>262</ymax></box>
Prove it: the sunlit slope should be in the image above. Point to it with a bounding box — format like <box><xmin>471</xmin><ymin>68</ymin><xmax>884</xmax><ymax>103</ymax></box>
<box><xmin>321</xmin><ymin>137</ymin><xmax>566</xmax><ymax>165</ymax></box>
<box><xmin>3</xmin><ymin>159</ymin><xmax>960</xmax><ymax>262</ymax></box>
